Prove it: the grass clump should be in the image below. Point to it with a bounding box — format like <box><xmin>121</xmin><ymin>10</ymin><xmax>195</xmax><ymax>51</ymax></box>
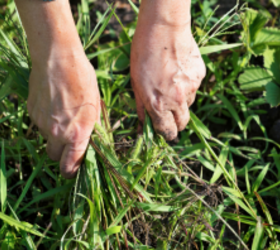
<box><xmin>1</xmin><ymin>0</ymin><xmax>280</xmax><ymax>249</ymax></box>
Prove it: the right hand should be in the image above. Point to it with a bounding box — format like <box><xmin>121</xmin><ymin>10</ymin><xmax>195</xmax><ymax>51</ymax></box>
<box><xmin>27</xmin><ymin>54</ymin><xmax>100</xmax><ymax>179</ymax></box>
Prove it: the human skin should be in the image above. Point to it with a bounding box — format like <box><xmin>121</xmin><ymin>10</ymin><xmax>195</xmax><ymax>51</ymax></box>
<box><xmin>15</xmin><ymin>0</ymin><xmax>100</xmax><ymax>179</ymax></box>
<box><xmin>131</xmin><ymin>0</ymin><xmax>206</xmax><ymax>141</ymax></box>
<box><xmin>15</xmin><ymin>0</ymin><xmax>205</xmax><ymax>178</ymax></box>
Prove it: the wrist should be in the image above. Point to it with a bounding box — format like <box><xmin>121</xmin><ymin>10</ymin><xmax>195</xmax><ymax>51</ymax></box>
<box><xmin>139</xmin><ymin>0</ymin><xmax>191</xmax><ymax>28</ymax></box>
<box><xmin>15</xmin><ymin>0</ymin><xmax>84</xmax><ymax>63</ymax></box>
<box><xmin>28</xmin><ymin>12</ymin><xmax>84</xmax><ymax>62</ymax></box>
<box><xmin>29</xmin><ymin>35</ymin><xmax>84</xmax><ymax>64</ymax></box>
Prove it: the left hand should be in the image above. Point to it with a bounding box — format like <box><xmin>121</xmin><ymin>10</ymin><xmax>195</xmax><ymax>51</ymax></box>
<box><xmin>130</xmin><ymin>23</ymin><xmax>206</xmax><ymax>141</ymax></box>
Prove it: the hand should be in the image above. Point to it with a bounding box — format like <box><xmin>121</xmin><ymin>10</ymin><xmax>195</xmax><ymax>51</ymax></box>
<box><xmin>131</xmin><ymin>23</ymin><xmax>206</xmax><ymax>141</ymax></box>
<box><xmin>27</xmin><ymin>54</ymin><xmax>100</xmax><ymax>178</ymax></box>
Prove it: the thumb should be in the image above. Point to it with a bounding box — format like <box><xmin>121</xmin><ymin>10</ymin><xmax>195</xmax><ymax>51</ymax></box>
<box><xmin>59</xmin><ymin>138</ymin><xmax>89</xmax><ymax>179</ymax></box>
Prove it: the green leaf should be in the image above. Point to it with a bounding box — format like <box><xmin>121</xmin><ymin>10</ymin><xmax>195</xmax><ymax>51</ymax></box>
<box><xmin>199</xmin><ymin>43</ymin><xmax>242</xmax><ymax>55</ymax></box>
<box><xmin>217</xmin><ymin>94</ymin><xmax>244</xmax><ymax>131</ymax></box>
<box><xmin>127</xmin><ymin>0</ymin><xmax>139</xmax><ymax>14</ymax></box>
<box><xmin>13</xmin><ymin>154</ymin><xmax>47</xmax><ymax>212</ymax></box>
<box><xmin>196</xmin><ymin>232</ymin><xmax>216</xmax><ymax>245</ymax></box>
<box><xmin>252</xmin><ymin>217</ymin><xmax>264</xmax><ymax>250</ymax></box>
<box><xmin>241</xmin><ymin>9</ymin><xmax>269</xmax><ymax>48</ymax></box>
<box><xmin>8</xmin><ymin>204</ymin><xmax>37</xmax><ymax>250</ymax></box>
<box><xmin>264</xmin><ymin>48</ymin><xmax>280</xmax><ymax>83</ymax></box>
<box><xmin>272</xmin><ymin>148</ymin><xmax>280</xmax><ymax>178</ymax></box>
<box><xmin>252</xmin><ymin>164</ymin><xmax>270</xmax><ymax>192</ymax></box>
<box><xmin>131</xmin><ymin>149</ymin><xmax>164</xmax><ymax>191</ymax></box>
<box><xmin>0</xmin><ymin>75</ymin><xmax>13</xmax><ymax>100</ymax></box>
<box><xmin>143</xmin><ymin>111</ymin><xmax>154</xmax><ymax>149</ymax></box>
<box><xmin>272</xmin><ymin>0</ymin><xmax>280</xmax><ymax>7</ymax></box>
<box><xmin>130</xmin><ymin>136</ymin><xmax>143</xmax><ymax>160</ymax></box>
<box><xmin>135</xmin><ymin>203</ymin><xmax>179</xmax><ymax>212</ymax></box>
<box><xmin>18</xmin><ymin>183</ymin><xmax>73</xmax><ymax>214</ymax></box>
<box><xmin>110</xmin><ymin>199</ymin><xmax>134</xmax><ymax>227</ymax></box>
<box><xmin>255</xmin><ymin>192</ymin><xmax>274</xmax><ymax>228</ymax></box>
<box><xmin>106</xmin><ymin>226</ymin><xmax>121</xmax><ymax>236</ymax></box>
<box><xmin>190</xmin><ymin>111</ymin><xmax>211</xmax><ymax>139</ymax></box>
<box><xmin>0</xmin><ymin>212</ymin><xmax>46</xmax><ymax>237</ymax></box>
<box><xmin>0</xmin><ymin>27</ymin><xmax>27</xmax><ymax>68</ymax></box>
<box><xmin>84</xmin><ymin>5</ymin><xmax>115</xmax><ymax>50</ymax></box>
<box><xmin>189</xmin><ymin>120</ymin><xmax>235</xmax><ymax>186</ymax></box>
<box><xmin>238</xmin><ymin>67</ymin><xmax>273</xmax><ymax>92</ymax></box>
<box><xmin>92</xmin><ymin>136</ymin><xmax>153</xmax><ymax>203</ymax></box>
<box><xmin>0</xmin><ymin>140</ymin><xmax>7</xmax><ymax>212</ymax></box>
<box><xmin>1</xmin><ymin>231</ymin><xmax>16</xmax><ymax>250</ymax></box>
<box><xmin>228</xmin><ymin>195</ymin><xmax>256</xmax><ymax>218</ymax></box>
<box><xmin>210</xmin><ymin>144</ymin><xmax>229</xmax><ymax>184</ymax></box>
<box><xmin>77</xmin><ymin>193</ymin><xmax>95</xmax><ymax>239</ymax></box>
<box><xmin>266</xmin><ymin>82</ymin><xmax>280</xmax><ymax>107</ymax></box>
<box><xmin>223</xmin><ymin>186</ymin><xmax>242</xmax><ymax>198</ymax></box>
<box><xmin>255</xmin><ymin>27</ymin><xmax>280</xmax><ymax>47</ymax></box>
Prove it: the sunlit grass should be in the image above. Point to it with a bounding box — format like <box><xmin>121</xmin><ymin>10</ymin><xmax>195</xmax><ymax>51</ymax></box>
<box><xmin>0</xmin><ymin>0</ymin><xmax>280</xmax><ymax>249</ymax></box>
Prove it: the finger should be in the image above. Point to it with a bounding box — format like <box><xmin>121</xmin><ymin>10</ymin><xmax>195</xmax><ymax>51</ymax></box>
<box><xmin>46</xmin><ymin>137</ymin><xmax>64</xmax><ymax>162</ymax></box>
<box><xmin>172</xmin><ymin>104</ymin><xmax>190</xmax><ymax>132</ymax></box>
<box><xmin>59</xmin><ymin>138</ymin><xmax>89</xmax><ymax>179</ymax></box>
<box><xmin>149</xmin><ymin>110</ymin><xmax>178</xmax><ymax>141</ymax></box>
<box><xmin>132</xmin><ymin>79</ymin><xmax>145</xmax><ymax>134</ymax></box>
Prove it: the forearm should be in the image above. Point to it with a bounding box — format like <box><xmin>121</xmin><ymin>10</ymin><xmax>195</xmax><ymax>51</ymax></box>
<box><xmin>15</xmin><ymin>0</ymin><xmax>84</xmax><ymax>63</ymax></box>
<box><xmin>139</xmin><ymin>0</ymin><xmax>191</xmax><ymax>27</ymax></box>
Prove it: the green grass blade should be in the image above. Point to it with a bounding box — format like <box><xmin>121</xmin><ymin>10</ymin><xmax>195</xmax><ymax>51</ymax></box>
<box><xmin>143</xmin><ymin>112</ymin><xmax>154</xmax><ymax>149</ymax></box>
<box><xmin>252</xmin><ymin>217</ymin><xmax>264</xmax><ymax>250</ymax></box>
<box><xmin>18</xmin><ymin>183</ymin><xmax>73</xmax><ymax>214</ymax></box>
<box><xmin>0</xmin><ymin>140</ymin><xmax>7</xmax><ymax>212</ymax></box>
<box><xmin>127</xmin><ymin>0</ymin><xmax>139</xmax><ymax>14</ymax></box>
<box><xmin>228</xmin><ymin>195</ymin><xmax>255</xmax><ymax>218</ymax></box>
<box><xmin>0</xmin><ymin>212</ymin><xmax>46</xmax><ymax>238</ymax></box>
<box><xmin>252</xmin><ymin>163</ymin><xmax>270</xmax><ymax>192</ymax></box>
<box><xmin>217</xmin><ymin>94</ymin><xmax>244</xmax><ymax>131</ymax></box>
<box><xmin>210</xmin><ymin>144</ymin><xmax>229</xmax><ymax>184</ymax></box>
<box><xmin>110</xmin><ymin>199</ymin><xmax>134</xmax><ymax>227</ymax></box>
<box><xmin>190</xmin><ymin>111</ymin><xmax>211</xmax><ymax>139</ymax></box>
<box><xmin>85</xmin><ymin>5</ymin><xmax>115</xmax><ymax>50</ymax></box>
<box><xmin>13</xmin><ymin>154</ymin><xmax>47</xmax><ymax>212</ymax></box>
<box><xmin>255</xmin><ymin>192</ymin><xmax>275</xmax><ymax>239</ymax></box>
<box><xmin>200</xmin><ymin>43</ymin><xmax>242</xmax><ymax>55</ymax></box>
<box><xmin>8</xmin><ymin>203</ymin><xmax>37</xmax><ymax>249</ymax></box>
<box><xmin>0</xmin><ymin>27</ymin><xmax>27</xmax><ymax>67</ymax></box>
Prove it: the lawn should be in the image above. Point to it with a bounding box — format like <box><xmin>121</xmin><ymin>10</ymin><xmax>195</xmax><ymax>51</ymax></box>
<box><xmin>1</xmin><ymin>0</ymin><xmax>280</xmax><ymax>249</ymax></box>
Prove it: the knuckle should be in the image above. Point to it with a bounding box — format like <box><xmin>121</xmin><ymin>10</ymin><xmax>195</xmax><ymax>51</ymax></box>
<box><xmin>150</xmin><ymin>88</ymin><xmax>165</xmax><ymax>113</ymax></box>
<box><xmin>67</xmin><ymin>124</ymin><xmax>89</xmax><ymax>143</ymax></box>
<box><xmin>174</xmin><ymin>91</ymin><xmax>185</xmax><ymax>106</ymax></box>
<box><xmin>151</xmin><ymin>97</ymin><xmax>162</xmax><ymax>113</ymax></box>
<box><xmin>49</xmin><ymin>123</ymin><xmax>60</xmax><ymax>139</ymax></box>
<box><xmin>188</xmin><ymin>82</ymin><xmax>198</xmax><ymax>94</ymax></box>
<box><xmin>155</xmin><ymin>128</ymin><xmax>177</xmax><ymax>141</ymax></box>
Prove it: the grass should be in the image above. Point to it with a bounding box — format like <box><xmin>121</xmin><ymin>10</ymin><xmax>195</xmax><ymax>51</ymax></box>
<box><xmin>0</xmin><ymin>0</ymin><xmax>280</xmax><ymax>249</ymax></box>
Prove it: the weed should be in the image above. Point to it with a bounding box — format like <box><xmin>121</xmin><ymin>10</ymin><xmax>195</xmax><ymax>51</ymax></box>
<box><xmin>0</xmin><ymin>0</ymin><xmax>280</xmax><ymax>249</ymax></box>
